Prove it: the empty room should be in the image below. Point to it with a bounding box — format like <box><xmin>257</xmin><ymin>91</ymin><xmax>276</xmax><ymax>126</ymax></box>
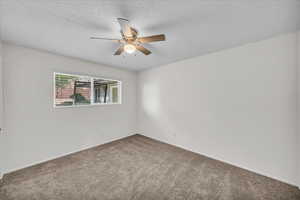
<box><xmin>0</xmin><ymin>0</ymin><xmax>300</xmax><ymax>199</ymax></box>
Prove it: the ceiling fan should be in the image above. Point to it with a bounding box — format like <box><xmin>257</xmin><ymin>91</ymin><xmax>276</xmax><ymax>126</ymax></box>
<box><xmin>90</xmin><ymin>18</ymin><xmax>166</xmax><ymax>56</ymax></box>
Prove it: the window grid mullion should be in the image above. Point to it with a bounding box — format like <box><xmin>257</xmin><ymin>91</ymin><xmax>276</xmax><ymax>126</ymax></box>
<box><xmin>91</xmin><ymin>77</ymin><xmax>94</xmax><ymax>104</ymax></box>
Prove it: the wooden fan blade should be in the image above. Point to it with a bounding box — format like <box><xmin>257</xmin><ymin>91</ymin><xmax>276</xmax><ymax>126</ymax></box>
<box><xmin>91</xmin><ymin>37</ymin><xmax>119</xmax><ymax>41</ymax></box>
<box><xmin>117</xmin><ymin>18</ymin><xmax>133</xmax><ymax>38</ymax></box>
<box><xmin>114</xmin><ymin>46</ymin><xmax>124</xmax><ymax>55</ymax></box>
<box><xmin>137</xmin><ymin>34</ymin><xmax>165</xmax><ymax>43</ymax></box>
<box><xmin>136</xmin><ymin>45</ymin><xmax>151</xmax><ymax>55</ymax></box>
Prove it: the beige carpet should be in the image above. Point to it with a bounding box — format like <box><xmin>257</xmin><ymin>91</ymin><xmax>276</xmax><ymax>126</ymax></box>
<box><xmin>0</xmin><ymin>134</ymin><xmax>299</xmax><ymax>200</ymax></box>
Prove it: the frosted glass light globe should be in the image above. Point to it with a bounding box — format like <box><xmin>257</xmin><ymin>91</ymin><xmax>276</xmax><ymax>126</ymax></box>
<box><xmin>124</xmin><ymin>44</ymin><xmax>136</xmax><ymax>54</ymax></box>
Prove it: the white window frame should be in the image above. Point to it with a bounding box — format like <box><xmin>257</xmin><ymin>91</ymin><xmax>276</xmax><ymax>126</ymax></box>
<box><xmin>53</xmin><ymin>72</ymin><xmax>122</xmax><ymax>108</ymax></box>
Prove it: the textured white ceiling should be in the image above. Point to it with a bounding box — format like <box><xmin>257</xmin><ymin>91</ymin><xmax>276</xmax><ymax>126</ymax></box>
<box><xmin>1</xmin><ymin>0</ymin><xmax>300</xmax><ymax>71</ymax></box>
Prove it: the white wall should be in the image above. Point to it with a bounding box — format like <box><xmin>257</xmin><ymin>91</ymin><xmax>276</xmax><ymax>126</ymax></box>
<box><xmin>0</xmin><ymin>41</ymin><xmax>3</xmax><ymax>131</ymax></box>
<box><xmin>0</xmin><ymin>40</ymin><xmax>4</xmax><ymax>179</ymax></box>
<box><xmin>137</xmin><ymin>33</ymin><xmax>299</xmax><ymax>186</ymax></box>
<box><xmin>1</xmin><ymin>43</ymin><xmax>137</xmax><ymax>174</ymax></box>
<box><xmin>297</xmin><ymin>31</ymin><xmax>300</xmax><ymax>188</ymax></box>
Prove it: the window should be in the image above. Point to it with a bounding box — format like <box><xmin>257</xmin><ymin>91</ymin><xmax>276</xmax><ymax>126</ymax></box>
<box><xmin>54</xmin><ymin>72</ymin><xmax>121</xmax><ymax>107</ymax></box>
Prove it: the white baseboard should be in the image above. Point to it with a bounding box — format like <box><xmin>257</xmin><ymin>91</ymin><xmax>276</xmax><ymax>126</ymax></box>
<box><xmin>137</xmin><ymin>133</ymin><xmax>299</xmax><ymax>188</ymax></box>
<box><xmin>3</xmin><ymin>134</ymin><xmax>135</xmax><ymax>175</ymax></box>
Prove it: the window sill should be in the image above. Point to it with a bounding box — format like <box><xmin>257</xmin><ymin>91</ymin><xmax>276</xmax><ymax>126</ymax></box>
<box><xmin>53</xmin><ymin>103</ymin><xmax>122</xmax><ymax>109</ymax></box>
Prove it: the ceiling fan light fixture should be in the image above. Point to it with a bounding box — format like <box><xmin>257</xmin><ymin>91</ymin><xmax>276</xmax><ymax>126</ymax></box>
<box><xmin>91</xmin><ymin>18</ymin><xmax>165</xmax><ymax>56</ymax></box>
<box><xmin>124</xmin><ymin>44</ymin><xmax>136</xmax><ymax>54</ymax></box>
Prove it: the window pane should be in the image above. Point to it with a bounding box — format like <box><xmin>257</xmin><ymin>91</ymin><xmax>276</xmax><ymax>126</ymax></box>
<box><xmin>93</xmin><ymin>79</ymin><xmax>120</xmax><ymax>104</ymax></box>
<box><xmin>73</xmin><ymin>76</ymin><xmax>91</xmax><ymax>105</ymax></box>
<box><xmin>55</xmin><ymin>73</ymin><xmax>91</xmax><ymax>106</ymax></box>
<box><xmin>55</xmin><ymin>74</ymin><xmax>77</xmax><ymax>106</ymax></box>
<box><xmin>111</xmin><ymin>87</ymin><xmax>118</xmax><ymax>103</ymax></box>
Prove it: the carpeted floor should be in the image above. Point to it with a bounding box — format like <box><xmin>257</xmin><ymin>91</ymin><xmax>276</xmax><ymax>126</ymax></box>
<box><xmin>0</xmin><ymin>134</ymin><xmax>299</xmax><ymax>200</ymax></box>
